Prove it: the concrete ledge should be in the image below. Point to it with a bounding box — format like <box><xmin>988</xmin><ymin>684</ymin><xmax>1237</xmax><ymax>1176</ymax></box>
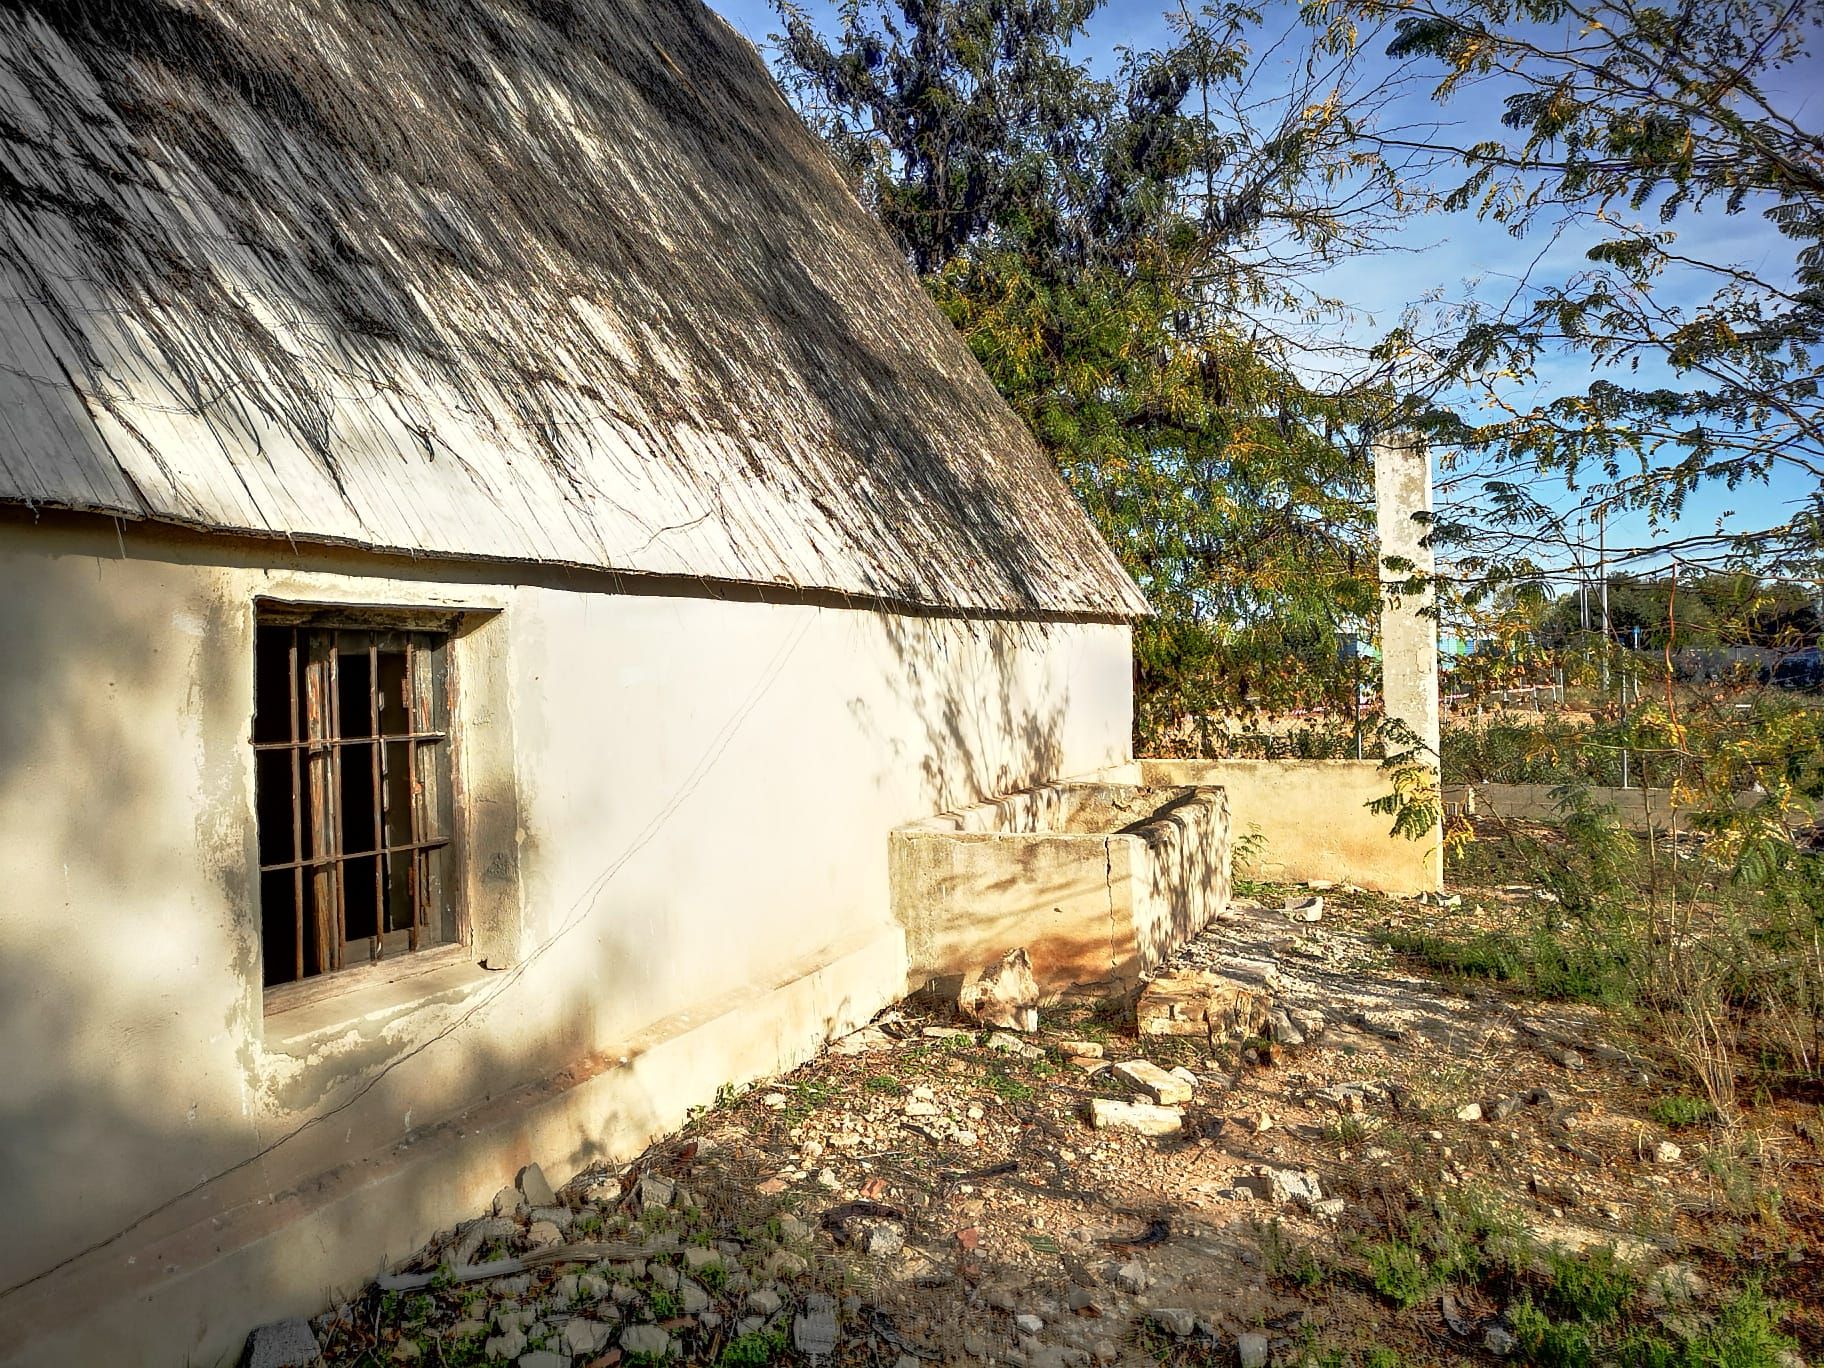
<box><xmin>1442</xmin><ymin>782</ymin><xmax>1778</xmax><ymax>835</ymax></box>
<box><xmin>892</xmin><ymin>782</ymin><xmax>1231</xmax><ymax>992</ymax></box>
<box><xmin>1123</xmin><ymin>758</ymin><xmax>1441</xmax><ymax>895</ymax></box>
<box><xmin>0</xmin><ymin>925</ymin><xmax>907</xmax><ymax>1368</ymax></box>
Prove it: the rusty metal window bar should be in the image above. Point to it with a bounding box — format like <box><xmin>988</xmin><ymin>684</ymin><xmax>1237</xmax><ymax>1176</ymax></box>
<box><xmin>253</xmin><ymin>622</ymin><xmax>454</xmax><ymax>987</ymax></box>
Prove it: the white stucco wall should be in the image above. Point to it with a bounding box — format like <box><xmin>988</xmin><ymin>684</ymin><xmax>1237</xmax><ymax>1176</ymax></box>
<box><xmin>0</xmin><ymin>513</ymin><xmax>1132</xmax><ymax>1364</ymax></box>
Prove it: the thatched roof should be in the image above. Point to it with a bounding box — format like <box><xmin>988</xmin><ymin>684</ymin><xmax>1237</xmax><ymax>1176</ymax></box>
<box><xmin>0</xmin><ymin>0</ymin><xmax>1145</xmax><ymax>617</ymax></box>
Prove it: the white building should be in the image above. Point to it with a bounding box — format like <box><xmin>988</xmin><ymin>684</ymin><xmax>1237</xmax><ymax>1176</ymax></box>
<box><xmin>0</xmin><ymin>1</ymin><xmax>1142</xmax><ymax>1360</ymax></box>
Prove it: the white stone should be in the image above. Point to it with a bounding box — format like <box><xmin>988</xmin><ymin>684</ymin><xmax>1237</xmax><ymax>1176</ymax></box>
<box><xmin>1015</xmin><ymin>1314</ymin><xmax>1044</xmax><ymax>1334</ymax></box>
<box><xmin>1087</xmin><ymin>1099</ymin><xmax>1183</xmax><ymax>1135</ymax></box>
<box><xmin>1653</xmin><ymin>1140</ymin><xmax>1682</xmax><ymax>1164</ymax></box>
<box><xmin>1456</xmin><ymin>1103</ymin><xmax>1484</xmax><ymax>1122</ymax></box>
<box><xmin>1237</xmin><ymin>1331</ymin><xmax>1270</xmax><ymax>1368</ymax></box>
<box><xmin>562</xmin><ymin>1320</ymin><xmax>611</xmax><ymax>1358</ymax></box>
<box><xmin>1484</xmin><ymin>1327</ymin><xmax>1516</xmax><ymax>1356</ymax></box>
<box><xmin>1110</xmin><ymin>1060</ymin><xmax>1193</xmax><ymax>1105</ymax></box>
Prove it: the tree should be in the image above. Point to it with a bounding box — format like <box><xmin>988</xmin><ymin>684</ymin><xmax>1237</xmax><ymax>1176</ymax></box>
<box><xmin>1335</xmin><ymin>0</ymin><xmax>1824</xmax><ymax>584</ymax></box>
<box><xmin>772</xmin><ymin>0</ymin><xmax>1407</xmax><ymax>742</ymax></box>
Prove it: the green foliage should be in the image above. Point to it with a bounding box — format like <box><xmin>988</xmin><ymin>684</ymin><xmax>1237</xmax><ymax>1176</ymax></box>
<box><xmin>771</xmin><ymin>0</ymin><xmax>1399</xmax><ymax>739</ymax></box>
<box><xmin>1345</xmin><ymin>0</ymin><xmax>1824</xmax><ymax>578</ymax></box>
<box><xmin>1365</xmin><ymin>1237</ymin><xmax>1431</xmax><ymax>1308</ymax></box>
<box><xmin>1649</xmin><ymin>1094</ymin><xmax>1716</xmax><ymax>1130</ymax></box>
<box><xmin>719</xmin><ymin>1324</ymin><xmax>790</xmax><ymax>1367</ymax></box>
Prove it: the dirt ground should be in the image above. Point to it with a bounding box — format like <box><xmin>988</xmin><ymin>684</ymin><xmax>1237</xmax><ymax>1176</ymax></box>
<box><xmin>308</xmin><ymin>886</ymin><xmax>1821</xmax><ymax>1368</ymax></box>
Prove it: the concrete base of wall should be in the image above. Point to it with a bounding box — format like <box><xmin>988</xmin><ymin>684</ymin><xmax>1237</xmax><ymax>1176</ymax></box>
<box><xmin>0</xmin><ymin>926</ymin><xmax>907</xmax><ymax>1368</ymax></box>
<box><xmin>1112</xmin><ymin>759</ymin><xmax>1442</xmax><ymax>895</ymax></box>
<box><xmin>891</xmin><ymin>782</ymin><xmax>1232</xmax><ymax>992</ymax></box>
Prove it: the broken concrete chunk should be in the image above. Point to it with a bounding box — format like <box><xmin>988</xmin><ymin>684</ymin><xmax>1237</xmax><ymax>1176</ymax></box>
<box><xmin>525</xmin><ymin>1219</ymin><xmax>563</xmax><ymax>1248</ymax></box>
<box><xmin>1111</xmin><ymin>1060</ymin><xmax>1193</xmax><ymax>1106</ymax></box>
<box><xmin>1284</xmin><ymin>895</ymin><xmax>1324</xmax><ymax>922</ymax></box>
<box><xmin>491</xmin><ymin>1185</ymin><xmax>527</xmax><ymax>1219</ymax></box>
<box><xmin>794</xmin><ymin>1292</ymin><xmax>840</xmax><ymax>1355</ymax></box>
<box><xmin>244</xmin><ymin>1318</ymin><xmax>323</xmax><ymax>1368</ymax></box>
<box><xmin>517</xmin><ymin>1162</ymin><xmax>557</xmax><ymax>1208</ymax></box>
<box><xmin>958</xmin><ymin>948</ymin><xmax>1042</xmax><ymax>1031</ymax></box>
<box><xmin>1059</xmin><ymin>1039</ymin><xmax>1105</xmax><ymax>1058</ymax></box>
<box><xmin>1087</xmin><ymin>1098</ymin><xmax>1183</xmax><ymax>1135</ymax></box>
<box><xmin>1135</xmin><ymin>971</ymin><xmax>1268</xmax><ymax>1044</ymax></box>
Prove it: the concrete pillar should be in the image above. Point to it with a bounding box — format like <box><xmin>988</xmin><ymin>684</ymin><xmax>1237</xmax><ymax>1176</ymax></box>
<box><xmin>1373</xmin><ymin>433</ymin><xmax>1444</xmax><ymax>888</ymax></box>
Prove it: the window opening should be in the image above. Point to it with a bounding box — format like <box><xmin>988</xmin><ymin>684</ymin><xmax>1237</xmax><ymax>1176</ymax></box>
<box><xmin>254</xmin><ymin>622</ymin><xmax>454</xmax><ymax>987</ymax></box>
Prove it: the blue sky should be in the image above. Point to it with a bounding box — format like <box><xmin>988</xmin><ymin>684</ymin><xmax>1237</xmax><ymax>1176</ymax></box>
<box><xmin>707</xmin><ymin>0</ymin><xmax>1816</xmax><ymax>586</ymax></box>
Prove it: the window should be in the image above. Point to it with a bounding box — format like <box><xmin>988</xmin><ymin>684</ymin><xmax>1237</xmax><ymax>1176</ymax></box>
<box><xmin>254</xmin><ymin>616</ymin><xmax>458</xmax><ymax>989</ymax></box>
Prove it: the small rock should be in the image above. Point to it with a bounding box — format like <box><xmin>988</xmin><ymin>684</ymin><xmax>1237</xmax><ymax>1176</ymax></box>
<box><xmin>794</xmin><ymin>1293</ymin><xmax>840</xmax><ymax>1355</ymax></box>
<box><xmin>1110</xmin><ymin>1259</ymin><xmax>1150</xmax><ymax>1294</ymax></box>
<box><xmin>390</xmin><ymin>1341</ymin><xmax>422</xmax><ymax>1363</ymax></box>
<box><xmin>922</xmin><ymin>1026</ymin><xmax>974</xmax><ymax>1040</ymax></box>
<box><xmin>1488</xmin><ymin>1095</ymin><xmax>1522</xmax><ymax>1122</ymax></box>
<box><xmin>1287</xmin><ymin>1006</ymin><xmax>1324</xmax><ymax>1034</ymax></box>
<box><xmin>777</xmin><ymin>1214</ymin><xmax>812</xmax><ymax>1241</ymax></box>
<box><xmin>1059</xmin><ymin>1040</ymin><xmax>1105</xmax><ymax>1058</ymax></box>
<box><xmin>1015</xmin><ymin>1314</ymin><xmax>1044</xmax><ymax>1334</ymax></box>
<box><xmin>958</xmin><ymin>948</ymin><xmax>1042</xmax><ymax>1031</ymax></box>
<box><xmin>484</xmin><ymin>1328</ymin><xmax>527</xmax><ymax>1361</ymax></box>
<box><xmin>762</xmin><ymin>1092</ymin><xmax>789</xmax><ymax>1109</ymax></box>
<box><xmin>245</xmin><ymin>1319</ymin><xmax>323</xmax><ymax>1368</ymax></box>
<box><xmin>637</xmin><ymin>1174</ymin><xmax>676</xmax><ymax>1210</ymax></box>
<box><xmin>1652</xmin><ymin>1140</ymin><xmax>1682</xmax><ymax>1164</ymax></box>
<box><xmin>864</xmin><ymin>1225</ymin><xmax>905</xmax><ymax>1258</ymax></box>
<box><xmin>1284</xmin><ymin>895</ymin><xmax>1324</xmax><ymax>922</ymax></box>
<box><xmin>747</xmin><ymin>1289</ymin><xmax>784</xmax><ymax>1315</ymax></box>
<box><xmin>1237</xmin><ymin>1331</ymin><xmax>1269</xmax><ymax>1368</ymax></box>
<box><xmin>446</xmin><ymin>1319</ymin><xmax>487</xmax><ymax>1341</ymax></box>
<box><xmin>526</xmin><ymin>1205</ymin><xmax>572</xmax><ymax>1232</ymax></box>
<box><xmin>558</xmin><ymin>1320</ymin><xmax>609</xmax><ymax>1364</ymax></box>
<box><xmin>1087</xmin><ymin>1099</ymin><xmax>1183</xmax><ymax>1135</ymax></box>
<box><xmin>1545</xmin><ymin>1045</ymin><xmax>1585</xmax><ymax>1070</ymax></box>
<box><xmin>491</xmin><ymin>1186</ymin><xmax>527</xmax><ymax>1219</ymax></box>
<box><xmin>1484</xmin><ymin>1326</ymin><xmax>1516</xmax><ymax>1356</ymax></box>
<box><xmin>989</xmin><ymin>1030</ymin><xmax>1044</xmax><ymax>1058</ymax></box>
<box><xmin>679</xmin><ymin>1280</ymin><xmax>711</xmax><ymax>1314</ymax></box>
<box><xmin>517</xmin><ymin>1163</ymin><xmax>557</xmax><ymax>1208</ymax></box>
<box><xmin>1311</xmin><ymin>1197</ymin><xmax>1346</xmax><ymax>1220</ymax></box>
<box><xmin>650</xmin><ymin>1265</ymin><xmax>681</xmax><ymax>1292</ymax></box>
<box><xmin>1148</xmin><ymin>1309</ymin><xmax>1196</xmax><ymax>1337</ymax></box>
<box><xmin>1168</xmin><ymin>1066</ymin><xmax>1199</xmax><ymax>1090</ymax></box>
<box><xmin>768</xmin><ymin>1249</ymin><xmax>809</xmax><ymax>1277</ymax></box>
<box><xmin>516</xmin><ymin>1353</ymin><xmax>566</xmax><ymax>1368</ymax></box>
<box><xmin>1111</xmin><ymin>1060</ymin><xmax>1193</xmax><ymax>1106</ymax></box>
<box><xmin>683</xmin><ymin>1246</ymin><xmax>723</xmax><ymax>1272</ymax></box>
<box><xmin>1456</xmin><ymin>1102</ymin><xmax>1484</xmax><ymax>1123</ymax></box>
<box><xmin>620</xmin><ymin>1324</ymin><xmax>672</xmax><ymax>1358</ymax></box>
<box><xmin>1267</xmin><ymin>1009</ymin><xmax>1305</xmax><ymax>1047</ymax></box>
<box><xmin>525</xmin><ymin>1219</ymin><xmax>563</xmax><ymax>1248</ymax></box>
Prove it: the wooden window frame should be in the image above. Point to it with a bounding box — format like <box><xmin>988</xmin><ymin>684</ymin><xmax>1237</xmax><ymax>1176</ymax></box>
<box><xmin>254</xmin><ymin>603</ymin><xmax>467</xmax><ymax>1013</ymax></box>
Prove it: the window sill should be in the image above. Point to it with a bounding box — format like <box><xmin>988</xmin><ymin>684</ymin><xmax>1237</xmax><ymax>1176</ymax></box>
<box><xmin>262</xmin><ymin>944</ymin><xmax>494</xmax><ymax>1057</ymax></box>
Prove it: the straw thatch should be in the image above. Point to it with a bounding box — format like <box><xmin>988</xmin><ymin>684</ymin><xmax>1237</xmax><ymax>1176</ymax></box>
<box><xmin>0</xmin><ymin>0</ymin><xmax>1146</xmax><ymax>617</ymax></box>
